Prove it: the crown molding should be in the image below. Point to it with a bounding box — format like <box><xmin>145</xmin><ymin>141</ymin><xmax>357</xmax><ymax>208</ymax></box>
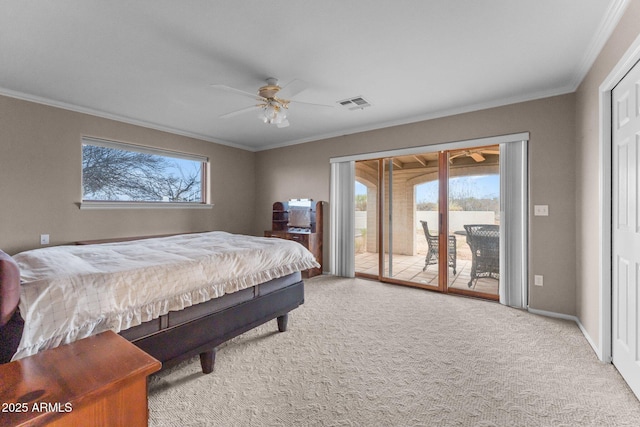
<box><xmin>0</xmin><ymin>83</ymin><xmax>575</xmax><ymax>154</ymax></box>
<box><xmin>568</xmin><ymin>0</ymin><xmax>630</xmax><ymax>90</ymax></box>
<box><xmin>0</xmin><ymin>87</ymin><xmax>255</xmax><ymax>152</ymax></box>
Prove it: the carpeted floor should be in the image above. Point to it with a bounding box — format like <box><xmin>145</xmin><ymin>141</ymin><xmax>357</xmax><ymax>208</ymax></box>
<box><xmin>148</xmin><ymin>275</ymin><xmax>640</xmax><ymax>426</ymax></box>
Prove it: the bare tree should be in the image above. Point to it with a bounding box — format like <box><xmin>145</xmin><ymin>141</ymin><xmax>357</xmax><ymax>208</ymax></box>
<box><xmin>449</xmin><ymin>177</ymin><xmax>498</xmax><ymax>212</ymax></box>
<box><xmin>82</xmin><ymin>145</ymin><xmax>201</xmax><ymax>201</ymax></box>
<box><xmin>416</xmin><ymin>176</ymin><xmax>499</xmax><ymax>213</ymax></box>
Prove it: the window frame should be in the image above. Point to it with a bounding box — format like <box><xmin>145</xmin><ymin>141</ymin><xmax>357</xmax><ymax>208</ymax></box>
<box><xmin>79</xmin><ymin>136</ymin><xmax>212</xmax><ymax>210</ymax></box>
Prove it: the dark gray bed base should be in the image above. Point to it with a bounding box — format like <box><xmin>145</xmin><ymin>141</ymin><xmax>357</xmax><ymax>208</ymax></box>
<box><xmin>121</xmin><ymin>273</ymin><xmax>304</xmax><ymax>374</ymax></box>
<box><xmin>0</xmin><ymin>272</ymin><xmax>304</xmax><ymax>374</ymax></box>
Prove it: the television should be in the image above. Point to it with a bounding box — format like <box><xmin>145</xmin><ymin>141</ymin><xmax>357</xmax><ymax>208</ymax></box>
<box><xmin>288</xmin><ymin>199</ymin><xmax>313</xmax><ymax>230</ymax></box>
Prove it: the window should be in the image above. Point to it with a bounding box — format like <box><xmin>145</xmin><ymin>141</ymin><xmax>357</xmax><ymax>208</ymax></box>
<box><xmin>81</xmin><ymin>137</ymin><xmax>209</xmax><ymax>207</ymax></box>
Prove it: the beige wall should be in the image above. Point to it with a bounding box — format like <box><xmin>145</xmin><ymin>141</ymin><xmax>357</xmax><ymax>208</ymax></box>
<box><xmin>575</xmin><ymin>2</ymin><xmax>640</xmax><ymax>351</ymax></box>
<box><xmin>0</xmin><ymin>95</ymin><xmax>256</xmax><ymax>255</ymax></box>
<box><xmin>256</xmin><ymin>94</ymin><xmax>577</xmax><ymax>314</ymax></box>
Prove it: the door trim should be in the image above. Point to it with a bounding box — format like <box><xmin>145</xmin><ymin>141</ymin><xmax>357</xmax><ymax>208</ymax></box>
<box><xmin>329</xmin><ymin>133</ymin><xmax>530</xmax><ymax>164</ymax></box>
<box><xmin>438</xmin><ymin>151</ymin><xmax>449</xmax><ymax>292</ymax></box>
<box><xmin>598</xmin><ymin>33</ymin><xmax>640</xmax><ymax>363</ymax></box>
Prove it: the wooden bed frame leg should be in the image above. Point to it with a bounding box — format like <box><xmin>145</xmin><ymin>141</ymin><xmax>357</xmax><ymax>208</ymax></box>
<box><xmin>277</xmin><ymin>313</ymin><xmax>288</xmax><ymax>332</ymax></box>
<box><xmin>199</xmin><ymin>348</ymin><xmax>216</xmax><ymax>374</ymax></box>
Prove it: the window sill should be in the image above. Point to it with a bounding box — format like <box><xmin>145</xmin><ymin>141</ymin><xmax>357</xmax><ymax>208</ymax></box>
<box><xmin>79</xmin><ymin>202</ymin><xmax>214</xmax><ymax>210</ymax></box>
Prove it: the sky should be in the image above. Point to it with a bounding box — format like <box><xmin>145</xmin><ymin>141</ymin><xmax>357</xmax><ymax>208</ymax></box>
<box><xmin>82</xmin><ymin>144</ymin><xmax>203</xmax><ymax>201</ymax></box>
<box><xmin>356</xmin><ymin>174</ymin><xmax>499</xmax><ymax>202</ymax></box>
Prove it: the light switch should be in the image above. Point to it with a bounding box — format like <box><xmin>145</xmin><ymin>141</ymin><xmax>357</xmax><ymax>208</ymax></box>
<box><xmin>534</xmin><ymin>205</ymin><xmax>549</xmax><ymax>216</ymax></box>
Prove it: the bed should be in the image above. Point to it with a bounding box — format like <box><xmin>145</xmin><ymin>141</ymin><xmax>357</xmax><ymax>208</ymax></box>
<box><xmin>0</xmin><ymin>231</ymin><xmax>319</xmax><ymax>374</ymax></box>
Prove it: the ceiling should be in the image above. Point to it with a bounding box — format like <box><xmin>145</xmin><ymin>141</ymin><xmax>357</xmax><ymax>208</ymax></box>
<box><xmin>0</xmin><ymin>0</ymin><xmax>627</xmax><ymax>151</ymax></box>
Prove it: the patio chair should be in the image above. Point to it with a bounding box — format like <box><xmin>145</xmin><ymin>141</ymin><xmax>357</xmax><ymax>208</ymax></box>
<box><xmin>463</xmin><ymin>224</ymin><xmax>500</xmax><ymax>288</ymax></box>
<box><xmin>420</xmin><ymin>221</ymin><xmax>457</xmax><ymax>275</ymax></box>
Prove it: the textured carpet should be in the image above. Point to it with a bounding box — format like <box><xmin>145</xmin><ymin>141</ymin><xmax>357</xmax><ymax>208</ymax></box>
<box><xmin>148</xmin><ymin>275</ymin><xmax>640</xmax><ymax>426</ymax></box>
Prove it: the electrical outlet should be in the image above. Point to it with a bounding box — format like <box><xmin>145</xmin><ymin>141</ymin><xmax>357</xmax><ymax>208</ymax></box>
<box><xmin>534</xmin><ymin>205</ymin><xmax>549</xmax><ymax>216</ymax></box>
<box><xmin>534</xmin><ymin>275</ymin><xmax>544</xmax><ymax>286</ymax></box>
<box><xmin>40</xmin><ymin>234</ymin><xmax>50</xmax><ymax>245</ymax></box>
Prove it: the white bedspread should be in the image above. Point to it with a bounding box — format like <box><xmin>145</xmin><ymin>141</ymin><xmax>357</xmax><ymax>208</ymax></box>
<box><xmin>12</xmin><ymin>231</ymin><xmax>319</xmax><ymax>360</ymax></box>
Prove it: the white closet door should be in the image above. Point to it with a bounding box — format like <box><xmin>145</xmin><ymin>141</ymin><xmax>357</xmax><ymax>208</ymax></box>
<box><xmin>612</xmin><ymin>59</ymin><xmax>640</xmax><ymax>399</ymax></box>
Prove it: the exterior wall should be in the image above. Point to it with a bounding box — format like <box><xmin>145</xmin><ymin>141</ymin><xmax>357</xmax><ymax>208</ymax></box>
<box><xmin>0</xmin><ymin>95</ymin><xmax>256</xmax><ymax>255</ymax></box>
<box><xmin>355</xmin><ymin>211</ymin><xmax>495</xmax><ymax>253</ymax></box>
<box><xmin>383</xmin><ymin>168</ymin><xmax>416</xmax><ymax>255</ymax></box>
<box><xmin>575</xmin><ymin>2</ymin><xmax>640</xmax><ymax>351</ymax></box>
<box><xmin>255</xmin><ymin>93</ymin><xmax>577</xmax><ymax>315</ymax></box>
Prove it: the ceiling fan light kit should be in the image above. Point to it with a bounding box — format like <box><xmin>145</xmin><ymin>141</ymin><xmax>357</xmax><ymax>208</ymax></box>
<box><xmin>213</xmin><ymin>77</ymin><xmax>331</xmax><ymax>128</ymax></box>
<box><xmin>261</xmin><ymin>101</ymin><xmax>289</xmax><ymax>127</ymax></box>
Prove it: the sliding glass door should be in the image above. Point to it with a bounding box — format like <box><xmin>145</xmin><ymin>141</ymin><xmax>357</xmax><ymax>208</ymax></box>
<box><xmin>354</xmin><ymin>145</ymin><xmax>502</xmax><ymax>300</ymax></box>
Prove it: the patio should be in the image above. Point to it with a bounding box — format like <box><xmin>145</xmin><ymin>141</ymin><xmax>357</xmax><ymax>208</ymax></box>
<box><xmin>355</xmin><ymin>230</ymin><xmax>500</xmax><ymax>295</ymax></box>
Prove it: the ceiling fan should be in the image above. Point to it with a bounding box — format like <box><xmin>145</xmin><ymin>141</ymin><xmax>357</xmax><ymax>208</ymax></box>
<box><xmin>211</xmin><ymin>78</ymin><xmax>332</xmax><ymax>128</ymax></box>
<box><xmin>449</xmin><ymin>148</ymin><xmax>500</xmax><ymax>163</ymax></box>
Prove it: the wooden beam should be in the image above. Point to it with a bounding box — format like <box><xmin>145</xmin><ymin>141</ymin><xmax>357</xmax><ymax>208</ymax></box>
<box><xmin>413</xmin><ymin>155</ymin><xmax>427</xmax><ymax>166</ymax></box>
<box><xmin>356</xmin><ymin>161</ymin><xmax>378</xmax><ymax>173</ymax></box>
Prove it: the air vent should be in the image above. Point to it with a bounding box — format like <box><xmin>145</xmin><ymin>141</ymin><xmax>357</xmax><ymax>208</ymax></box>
<box><xmin>338</xmin><ymin>96</ymin><xmax>372</xmax><ymax>110</ymax></box>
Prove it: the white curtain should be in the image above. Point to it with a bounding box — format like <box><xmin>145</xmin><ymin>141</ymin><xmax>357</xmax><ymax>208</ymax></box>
<box><xmin>330</xmin><ymin>161</ymin><xmax>356</xmax><ymax>277</ymax></box>
<box><xmin>499</xmin><ymin>140</ymin><xmax>528</xmax><ymax>308</ymax></box>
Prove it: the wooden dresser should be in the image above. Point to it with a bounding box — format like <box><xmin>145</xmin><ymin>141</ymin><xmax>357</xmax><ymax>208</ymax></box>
<box><xmin>265</xmin><ymin>200</ymin><xmax>323</xmax><ymax>278</ymax></box>
<box><xmin>0</xmin><ymin>330</ymin><xmax>160</xmax><ymax>427</ymax></box>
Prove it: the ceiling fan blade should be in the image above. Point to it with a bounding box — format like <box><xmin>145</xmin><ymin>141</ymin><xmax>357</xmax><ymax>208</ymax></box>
<box><xmin>211</xmin><ymin>84</ymin><xmax>266</xmax><ymax>102</ymax></box>
<box><xmin>289</xmin><ymin>99</ymin><xmax>334</xmax><ymax>109</ymax></box>
<box><xmin>219</xmin><ymin>105</ymin><xmax>260</xmax><ymax>119</ymax></box>
<box><xmin>470</xmin><ymin>152</ymin><xmax>486</xmax><ymax>162</ymax></box>
<box><xmin>448</xmin><ymin>153</ymin><xmax>462</xmax><ymax>164</ymax></box>
<box><xmin>278</xmin><ymin>79</ymin><xmax>310</xmax><ymax>99</ymax></box>
<box><xmin>482</xmin><ymin>150</ymin><xmax>500</xmax><ymax>155</ymax></box>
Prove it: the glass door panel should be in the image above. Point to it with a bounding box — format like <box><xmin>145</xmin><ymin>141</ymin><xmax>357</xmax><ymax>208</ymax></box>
<box><xmin>447</xmin><ymin>145</ymin><xmax>501</xmax><ymax>298</ymax></box>
<box><xmin>381</xmin><ymin>154</ymin><xmax>440</xmax><ymax>290</ymax></box>
<box><xmin>354</xmin><ymin>160</ymin><xmax>379</xmax><ymax>277</ymax></box>
<box><xmin>414</xmin><ymin>165</ymin><xmax>440</xmax><ymax>287</ymax></box>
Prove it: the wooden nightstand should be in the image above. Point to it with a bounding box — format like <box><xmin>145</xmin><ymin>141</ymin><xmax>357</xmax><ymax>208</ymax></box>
<box><xmin>0</xmin><ymin>330</ymin><xmax>160</xmax><ymax>427</ymax></box>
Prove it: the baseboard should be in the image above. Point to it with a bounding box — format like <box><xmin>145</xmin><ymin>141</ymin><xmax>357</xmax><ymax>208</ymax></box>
<box><xmin>576</xmin><ymin>318</ymin><xmax>608</xmax><ymax>362</ymax></box>
<box><xmin>527</xmin><ymin>307</ymin><xmax>605</xmax><ymax>362</ymax></box>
